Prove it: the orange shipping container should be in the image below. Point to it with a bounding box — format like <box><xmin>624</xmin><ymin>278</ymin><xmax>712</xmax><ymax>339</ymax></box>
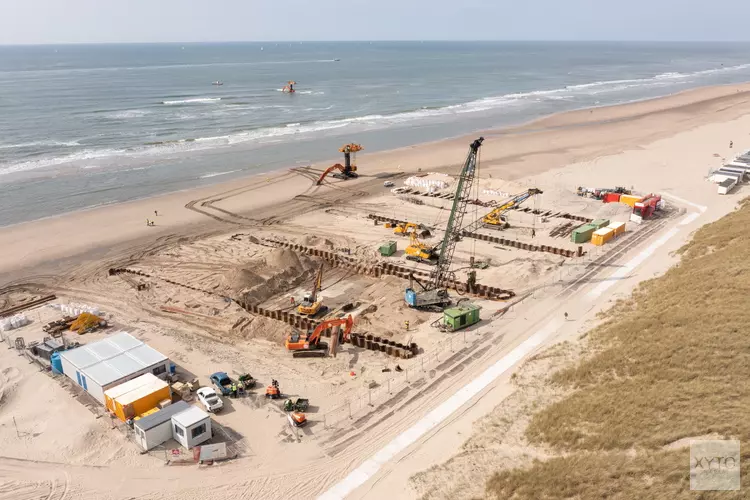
<box><xmin>111</xmin><ymin>378</ymin><xmax>171</xmax><ymax>422</ymax></box>
<box><xmin>619</xmin><ymin>195</ymin><xmax>640</xmax><ymax>208</ymax></box>
<box><xmin>104</xmin><ymin>373</ymin><xmax>161</xmax><ymax>415</ymax></box>
<box><xmin>591</xmin><ymin>227</ymin><xmax>615</xmax><ymax>246</ymax></box>
<box><xmin>607</xmin><ymin>222</ymin><xmax>626</xmax><ymax>236</ymax></box>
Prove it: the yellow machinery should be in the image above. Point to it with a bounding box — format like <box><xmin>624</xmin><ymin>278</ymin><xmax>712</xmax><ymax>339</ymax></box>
<box><xmin>476</xmin><ymin>188</ymin><xmax>544</xmax><ymax>230</ymax></box>
<box><xmin>405</xmin><ymin>231</ymin><xmax>437</xmax><ymax>264</ymax></box>
<box><xmin>297</xmin><ymin>263</ymin><xmax>326</xmax><ymax>316</ymax></box>
<box><xmin>394</xmin><ymin>222</ymin><xmax>418</xmax><ymax>236</ymax></box>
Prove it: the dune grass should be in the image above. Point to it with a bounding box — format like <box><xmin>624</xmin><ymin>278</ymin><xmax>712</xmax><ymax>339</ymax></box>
<box><xmin>486</xmin><ymin>199</ymin><xmax>750</xmax><ymax>498</ymax></box>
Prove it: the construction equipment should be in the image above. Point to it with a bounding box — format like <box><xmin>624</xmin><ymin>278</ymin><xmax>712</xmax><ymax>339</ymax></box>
<box><xmin>405</xmin><ymin>137</ymin><xmax>484</xmax><ymax>310</ymax></box>
<box><xmin>394</xmin><ymin>222</ymin><xmax>431</xmax><ymax>237</ymax></box>
<box><xmin>630</xmin><ymin>193</ymin><xmax>662</xmax><ymax>224</ymax></box>
<box><xmin>237</xmin><ymin>373</ymin><xmax>256</xmax><ymax>390</ymax></box>
<box><xmin>405</xmin><ymin>231</ymin><xmax>438</xmax><ymax>264</ymax></box>
<box><xmin>576</xmin><ymin>186</ymin><xmax>631</xmax><ymax>200</ymax></box>
<box><xmin>287</xmin><ymin>411</ymin><xmax>307</xmax><ymax>427</ymax></box>
<box><xmin>316</xmin><ymin>143</ymin><xmax>363</xmax><ymax>184</ymax></box>
<box><xmin>297</xmin><ymin>263</ymin><xmax>326</xmax><ymax>317</ymax></box>
<box><xmin>285</xmin><ymin>314</ymin><xmax>354</xmax><ymax>358</ymax></box>
<box><xmin>266</xmin><ymin>379</ymin><xmax>282</xmax><ymax>399</ymax></box>
<box><xmin>463</xmin><ymin>188</ymin><xmax>543</xmax><ymax>232</ymax></box>
<box><xmin>284</xmin><ymin>397</ymin><xmax>310</xmax><ymax>412</ymax></box>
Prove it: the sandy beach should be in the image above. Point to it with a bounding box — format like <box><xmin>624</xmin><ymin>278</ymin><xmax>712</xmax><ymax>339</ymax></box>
<box><xmin>1</xmin><ymin>82</ymin><xmax>749</xmax><ymax>500</ymax></box>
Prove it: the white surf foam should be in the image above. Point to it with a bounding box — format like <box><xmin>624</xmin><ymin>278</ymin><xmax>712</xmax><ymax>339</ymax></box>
<box><xmin>104</xmin><ymin>109</ymin><xmax>151</xmax><ymax>119</ymax></box>
<box><xmin>198</xmin><ymin>170</ymin><xmax>239</xmax><ymax>179</ymax></box>
<box><xmin>0</xmin><ymin>140</ymin><xmax>80</xmax><ymax>150</ymax></box>
<box><xmin>162</xmin><ymin>97</ymin><xmax>222</xmax><ymax>105</ymax></box>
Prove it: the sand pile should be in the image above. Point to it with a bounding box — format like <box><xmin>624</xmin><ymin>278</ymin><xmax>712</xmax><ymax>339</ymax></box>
<box><xmin>301</xmin><ymin>235</ymin><xmax>335</xmax><ymax>249</ymax></box>
<box><xmin>224</xmin><ymin>267</ymin><xmax>265</xmax><ymax>294</ymax></box>
<box><xmin>0</xmin><ymin>366</ymin><xmax>22</xmax><ymax>409</ymax></box>
<box><xmin>238</xmin><ymin>248</ymin><xmax>318</xmax><ymax>305</ymax></box>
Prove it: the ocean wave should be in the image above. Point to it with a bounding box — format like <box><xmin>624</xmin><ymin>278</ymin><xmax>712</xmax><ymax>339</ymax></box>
<box><xmin>5</xmin><ymin>62</ymin><xmax>750</xmax><ymax>178</ymax></box>
<box><xmin>162</xmin><ymin>97</ymin><xmax>222</xmax><ymax>105</ymax></box>
<box><xmin>199</xmin><ymin>170</ymin><xmax>239</xmax><ymax>179</ymax></box>
<box><xmin>104</xmin><ymin>109</ymin><xmax>151</xmax><ymax>119</ymax></box>
<box><xmin>0</xmin><ymin>140</ymin><xmax>80</xmax><ymax>150</ymax></box>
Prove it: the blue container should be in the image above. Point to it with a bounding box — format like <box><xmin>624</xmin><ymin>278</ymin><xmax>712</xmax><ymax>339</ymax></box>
<box><xmin>170</xmin><ymin>363</ymin><xmax>176</xmax><ymax>374</ymax></box>
<box><xmin>51</xmin><ymin>352</ymin><xmax>63</xmax><ymax>375</ymax></box>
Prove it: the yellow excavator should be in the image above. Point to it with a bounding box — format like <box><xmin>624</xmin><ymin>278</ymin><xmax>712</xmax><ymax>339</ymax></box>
<box><xmin>297</xmin><ymin>263</ymin><xmax>327</xmax><ymax>316</ymax></box>
<box><xmin>405</xmin><ymin>231</ymin><xmax>438</xmax><ymax>264</ymax></box>
<box><xmin>393</xmin><ymin>222</ymin><xmax>431</xmax><ymax>237</ymax></box>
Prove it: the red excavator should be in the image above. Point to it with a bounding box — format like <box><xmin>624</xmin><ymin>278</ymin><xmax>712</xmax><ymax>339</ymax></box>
<box><xmin>316</xmin><ymin>144</ymin><xmax>363</xmax><ymax>185</ymax></box>
<box><xmin>285</xmin><ymin>315</ymin><xmax>354</xmax><ymax>358</ymax></box>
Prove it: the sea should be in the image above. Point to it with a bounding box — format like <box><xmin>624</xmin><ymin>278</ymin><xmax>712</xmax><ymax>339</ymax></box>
<box><xmin>2</xmin><ymin>41</ymin><xmax>750</xmax><ymax>227</ymax></box>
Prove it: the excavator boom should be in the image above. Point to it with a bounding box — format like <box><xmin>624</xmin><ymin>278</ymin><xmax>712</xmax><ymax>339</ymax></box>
<box><xmin>463</xmin><ymin>188</ymin><xmax>543</xmax><ymax>233</ymax></box>
<box><xmin>285</xmin><ymin>315</ymin><xmax>354</xmax><ymax>358</ymax></box>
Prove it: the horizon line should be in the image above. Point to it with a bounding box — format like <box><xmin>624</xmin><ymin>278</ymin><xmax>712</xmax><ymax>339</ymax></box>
<box><xmin>3</xmin><ymin>39</ymin><xmax>750</xmax><ymax>47</ymax></box>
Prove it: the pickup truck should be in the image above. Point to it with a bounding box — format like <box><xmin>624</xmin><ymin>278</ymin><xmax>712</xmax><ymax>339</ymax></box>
<box><xmin>209</xmin><ymin>372</ymin><xmax>233</xmax><ymax>396</ymax></box>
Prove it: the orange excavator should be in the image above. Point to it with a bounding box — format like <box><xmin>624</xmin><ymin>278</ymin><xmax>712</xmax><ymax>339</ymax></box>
<box><xmin>316</xmin><ymin>144</ymin><xmax>363</xmax><ymax>185</ymax></box>
<box><xmin>285</xmin><ymin>314</ymin><xmax>354</xmax><ymax>358</ymax></box>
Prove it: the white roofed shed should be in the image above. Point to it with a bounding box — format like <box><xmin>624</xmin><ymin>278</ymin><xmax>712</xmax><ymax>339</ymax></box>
<box><xmin>58</xmin><ymin>332</ymin><xmax>170</xmax><ymax>404</ymax></box>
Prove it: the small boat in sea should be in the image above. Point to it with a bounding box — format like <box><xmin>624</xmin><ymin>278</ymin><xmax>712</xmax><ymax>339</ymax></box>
<box><xmin>212</xmin><ymin>81</ymin><xmax>223</xmax><ymax>86</ymax></box>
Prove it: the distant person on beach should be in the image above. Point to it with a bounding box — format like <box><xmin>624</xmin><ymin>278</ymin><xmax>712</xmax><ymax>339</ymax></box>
<box><xmin>730</xmin><ymin>141</ymin><xmax>734</xmax><ymax>148</ymax></box>
<box><xmin>146</xmin><ymin>219</ymin><xmax>150</xmax><ymax>226</ymax></box>
<box><xmin>154</xmin><ymin>210</ymin><xmax>158</xmax><ymax>217</ymax></box>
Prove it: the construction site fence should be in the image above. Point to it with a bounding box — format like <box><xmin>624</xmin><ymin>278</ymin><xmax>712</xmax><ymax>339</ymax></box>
<box><xmin>317</xmin><ymin>325</ymin><xmax>487</xmax><ymax>430</ymax></box>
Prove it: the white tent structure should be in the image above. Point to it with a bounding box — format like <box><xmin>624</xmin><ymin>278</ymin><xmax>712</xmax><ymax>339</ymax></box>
<box><xmin>59</xmin><ymin>332</ymin><xmax>170</xmax><ymax>404</ymax></box>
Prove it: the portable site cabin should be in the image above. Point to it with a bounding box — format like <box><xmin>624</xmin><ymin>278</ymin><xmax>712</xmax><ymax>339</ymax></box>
<box><xmin>133</xmin><ymin>401</ymin><xmax>191</xmax><ymax>451</ymax></box>
<box><xmin>104</xmin><ymin>373</ymin><xmax>160</xmax><ymax>414</ymax></box>
<box><xmin>58</xmin><ymin>332</ymin><xmax>170</xmax><ymax>404</ymax></box>
<box><xmin>591</xmin><ymin>227</ymin><xmax>615</xmax><ymax>246</ymax></box>
<box><xmin>721</xmin><ymin>165</ymin><xmax>749</xmax><ymax>180</ymax></box>
<box><xmin>172</xmin><ymin>405</ymin><xmax>212</xmax><ymax>449</ymax></box>
<box><xmin>710</xmin><ymin>170</ymin><xmax>742</xmax><ymax>184</ymax></box>
<box><xmin>105</xmin><ymin>374</ymin><xmax>171</xmax><ymax>422</ymax></box>
<box><xmin>619</xmin><ymin>194</ymin><xmax>641</xmax><ymax>208</ymax></box>
<box><xmin>571</xmin><ymin>224</ymin><xmax>596</xmax><ymax>243</ymax></box>
<box><xmin>442</xmin><ymin>304</ymin><xmax>481</xmax><ymax>332</ymax></box>
<box><xmin>718</xmin><ymin>178</ymin><xmax>737</xmax><ymax>195</ymax></box>
<box><xmin>606</xmin><ymin>221</ymin><xmax>626</xmax><ymax>236</ymax></box>
<box><xmin>590</xmin><ymin>219</ymin><xmax>611</xmax><ymax>230</ymax></box>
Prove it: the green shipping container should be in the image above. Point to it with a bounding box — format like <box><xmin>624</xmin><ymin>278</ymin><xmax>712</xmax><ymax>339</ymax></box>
<box><xmin>590</xmin><ymin>219</ymin><xmax>611</xmax><ymax>230</ymax></box>
<box><xmin>571</xmin><ymin>224</ymin><xmax>596</xmax><ymax>243</ymax></box>
<box><xmin>379</xmin><ymin>241</ymin><xmax>397</xmax><ymax>257</ymax></box>
<box><xmin>442</xmin><ymin>304</ymin><xmax>481</xmax><ymax>332</ymax></box>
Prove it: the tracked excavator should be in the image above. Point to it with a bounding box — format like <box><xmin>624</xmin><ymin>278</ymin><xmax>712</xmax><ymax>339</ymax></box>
<box><xmin>462</xmin><ymin>188</ymin><xmax>543</xmax><ymax>232</ymax></box>
<box><xmin>405</xmin><ymin>137</ymin><xmax>484</xmax><ymax>310</ymax></box>
<box><xmin>297</xmin><ymin>263</ymin><xmax>326</xmax><ymax>317</ymax></box>
<box><xmin>316</xmin><ymin>143</ymin><xmax>363</xmax><ymax>185</ymax></box>
<box><xmin>285</xmin><ymin>314</ymin><xmax>354</xmax><ymax>358</ymax></box>
<box><xmin>404</xmin><ymin>230</ymin><xmax>438</xmax><ymax>264</ymax></box>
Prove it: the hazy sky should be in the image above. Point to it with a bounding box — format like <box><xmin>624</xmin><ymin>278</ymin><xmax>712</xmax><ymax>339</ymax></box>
<box><xmin>2</xmin><ymin>0</ymin><xmax>749</xmax><ymax>45</ymax></box>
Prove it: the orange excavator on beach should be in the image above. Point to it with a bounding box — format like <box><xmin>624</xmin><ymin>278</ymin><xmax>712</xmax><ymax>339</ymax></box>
<box><xmin>285</xmin><ymin>315</ymin><xmax>354</xmax><ymax>358</ymax></box>
<box><xmin>316</xmin><ymin>144</ymin><xmax>363</xmax><ymax>185</ymax></box>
